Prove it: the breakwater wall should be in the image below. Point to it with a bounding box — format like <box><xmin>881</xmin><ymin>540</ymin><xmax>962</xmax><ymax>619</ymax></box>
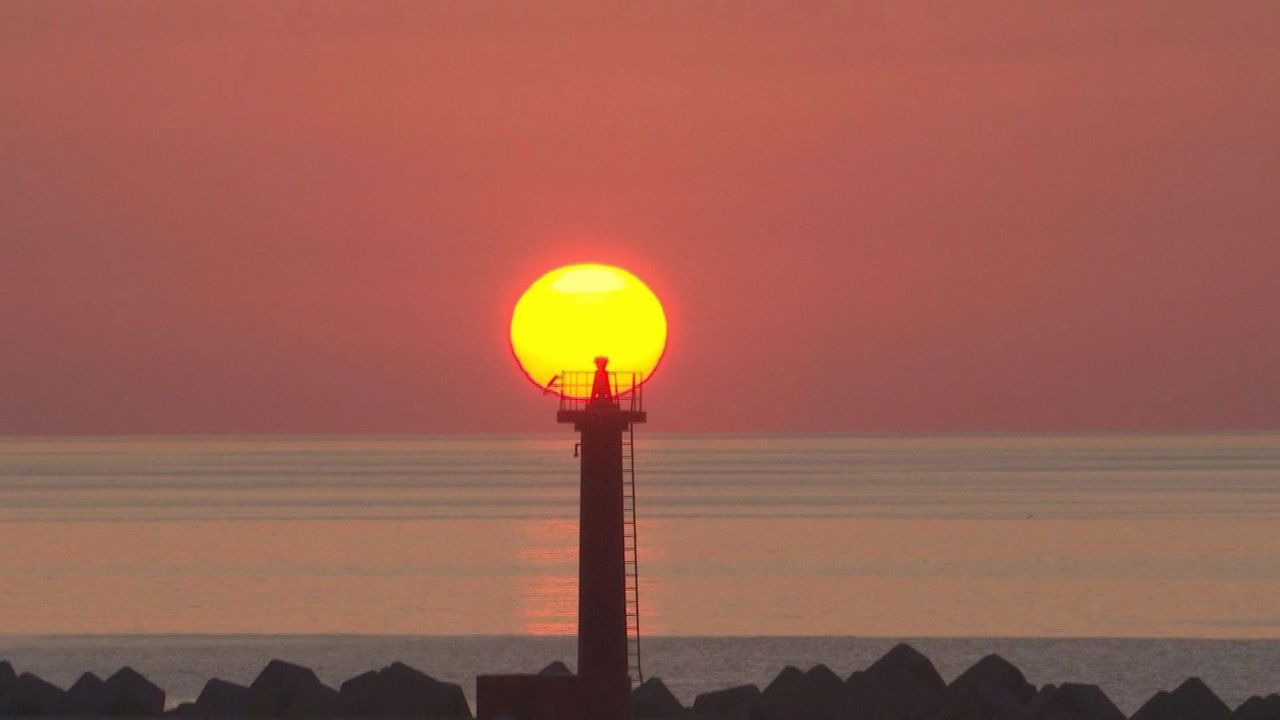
<box><xmin>3</xmin><ymin>643</ymin><xmax>1279</xmax><ymax>719</ymax></box>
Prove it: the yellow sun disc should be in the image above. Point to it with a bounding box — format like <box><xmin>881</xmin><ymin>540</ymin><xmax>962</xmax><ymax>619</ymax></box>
<box><xmin>510</xmin><ymin>263</ymin><xmax>667</xmax><ymax>397</ymax></box>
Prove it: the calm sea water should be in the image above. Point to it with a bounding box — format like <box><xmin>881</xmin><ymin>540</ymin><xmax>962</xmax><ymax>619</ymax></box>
<box><xmin>1</xmin><ymin>434</ymin><xmax>1278</xmax><ymax>708</ymax></box>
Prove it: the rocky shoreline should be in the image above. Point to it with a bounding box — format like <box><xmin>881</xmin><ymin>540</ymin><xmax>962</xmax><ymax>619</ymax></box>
<box><xmin>2</xmin><ymin>643</ymin><xmax>1278</xmax><ymax>720</ymax></box>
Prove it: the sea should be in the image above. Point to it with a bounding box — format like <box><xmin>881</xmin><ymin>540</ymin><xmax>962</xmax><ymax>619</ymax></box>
<box><xmin>1</xmin><ymin>433</ymin><xmax>1278</xmax><ymax>711</ymax></box>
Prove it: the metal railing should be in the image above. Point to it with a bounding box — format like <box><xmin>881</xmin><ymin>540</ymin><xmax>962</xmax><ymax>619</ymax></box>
<box><xmin>552</xmin><ymin>371</ymin><xmax>645</xmax><ymax>414</ymax></box>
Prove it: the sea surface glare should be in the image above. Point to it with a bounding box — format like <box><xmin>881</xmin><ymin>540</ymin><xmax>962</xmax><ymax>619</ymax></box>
<box><xmin>1</xmin><ymin>434</ymin><xmax>1278</xmax><ymax>709</ymax></box>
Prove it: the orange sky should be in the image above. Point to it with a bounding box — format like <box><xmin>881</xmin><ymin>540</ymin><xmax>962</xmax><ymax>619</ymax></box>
<box><xmin>3</xmin><ymin>1</ymin><xmax>1278</xmax><ymax>434</ymax></box>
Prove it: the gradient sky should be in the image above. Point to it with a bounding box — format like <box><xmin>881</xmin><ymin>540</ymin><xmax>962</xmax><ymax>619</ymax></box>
<box><xmin>3</xmin><ymin>1</ymin><xmax>1278</xmax><ymax>434</ymax></box>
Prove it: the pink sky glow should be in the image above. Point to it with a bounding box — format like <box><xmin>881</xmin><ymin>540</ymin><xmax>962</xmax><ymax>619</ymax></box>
<box><xmin>3</xmin><ymin>2</ymin><xmax>1278</xmax><ymax>434</ymax></box>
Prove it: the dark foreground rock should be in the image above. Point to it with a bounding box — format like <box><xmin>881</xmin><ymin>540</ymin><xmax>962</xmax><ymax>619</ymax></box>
<box><xmin>339</xmin><ymin>660</ymin><xmax>471</xmax><ymax>718</ymax></box>
<box><xmin>1026</xmin><ymin>683</ymin><xmax>1126</xmax><ymax>720</ymax></box>
<box><xmin>759</xmin><ymin>664</ymin><xmax>867</xmax><ymax>720</ymax></box>
<box><xmin>0</xmin><ymin>661</ymin><xmax>17</xmax><ymax>697</ymax></box>
<box><xmin>633</xmin><ymin>677</ymin><xmax>683</xmax><ymax>718</ymax></box>
<box><xmin>4</xmin><ymin>646</ymin><xmax>1278</xmax><ymax>720</ymax></box>
<box><xmin>845</xmin><ymin>670</ymin><xmax>895</xmax><ymax>720</ymax></box>
<box><xmin>192</xmin><ymin>677</ymin><xmax>255</xmax><ymax>717</ymax></box>
<box><xmin>814</xmin><ymin>663</ymin><xmax>880</xmax><ymax>720</ymax></box>
<box><xmin>176</xmin><ymin>673</ymin><xmax>353</xmax><ymax>718</ymax></box>
<box><xmin>937</xmin><ymin>654</ymin><xmax>1037</xmax><ymax>720</ymax></box>
<box><xmin>58</xmin><ymin>666</ymin><xmax>166</xmax><ymax>717</ymax></box>
<box><xmin>106</xmin><ymin>666</ymin><xmax>166</xmax><ymax>716</ymax></box>
<box><xmin>759</xmin><ymin>665</ymin><xmax>818</xmax><ymax>720</ymax></box>
<box><xmin>1231</xmin><ymin>696</ymin><xmax>1280</xmax><ymax>720</ymax></box>
<box><xmin>282</xmin><ymin>682</ymin><xmax>359</xmax><ymax>718</ymax></box>
<box><xmin>1131</xmin><ymin>678</ymin><xmax>1232</xmax><ymax>720</ymax></box>
<box><xmin>692</xmin><ymin>683</ymin><xmax>762</xmax><ymax>720</ymax></box>
<box><xmin>249</xmin><ymin>660</ymin><xmax>323</xmax><ymax>717</ymax></box>
<box><xmin>804</xmin><ymin>664</ymin><xmax>846</xmax><ymax>697</ymax></box>
<box><xmin>66</xmin><ymin>672</ymin><xmax>111</xmax><ymax>716</ymax></box>
<box><xmin>0</xmin><ymin>672</ymin><xmax>68</xmax><ymax>716</ymax></box>
<box><xmin>861</xmin><ymin>643</ymin><xmax>948</xmax><ymax>720</ymax></box>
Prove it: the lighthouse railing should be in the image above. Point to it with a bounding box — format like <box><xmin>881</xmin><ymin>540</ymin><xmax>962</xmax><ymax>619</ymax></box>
<box><xmin>553</xmin><ymin>371</ymin><xmax>645</xmax><ymax>414</ymax></box>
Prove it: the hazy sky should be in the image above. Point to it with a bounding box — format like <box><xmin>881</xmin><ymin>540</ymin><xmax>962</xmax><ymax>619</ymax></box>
<box><xmin>3</xmin><ymin>1</ymin><xmax>1278</xmax><ymax>434</ymax></box>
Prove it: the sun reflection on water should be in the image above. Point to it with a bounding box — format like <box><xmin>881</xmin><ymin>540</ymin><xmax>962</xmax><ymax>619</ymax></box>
<box><xmin>517</xmin><ymin>518</ymin><xmax>578</xmax><ymax>636</ymax></box>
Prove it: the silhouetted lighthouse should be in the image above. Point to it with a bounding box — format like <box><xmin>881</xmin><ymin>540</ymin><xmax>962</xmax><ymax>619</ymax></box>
<box><xmin>559</xmin><ymin>356</ymin><xmax>645</xmax><ymax>720</ymax></box>
<box><xmin>477</xmin><ymin>357</ymin><xmax>646</xmax><ymax>720</ymax></box>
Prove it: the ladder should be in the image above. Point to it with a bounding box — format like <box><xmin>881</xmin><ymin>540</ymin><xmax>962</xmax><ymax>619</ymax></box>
<box><xmin>621</xmin><ymin>423</ymin><xmax>644</xmax><ymax>685</ymax></box>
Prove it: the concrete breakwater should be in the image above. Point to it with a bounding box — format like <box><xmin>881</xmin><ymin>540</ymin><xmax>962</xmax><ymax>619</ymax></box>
<box><xmin>1</xmin><ymin>643</ymin><xmax>1278</xmax><ymax>719</ymax></box>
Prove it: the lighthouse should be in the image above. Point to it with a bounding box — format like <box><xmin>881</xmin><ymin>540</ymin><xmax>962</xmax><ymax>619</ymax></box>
<box><xmin>559</xmin><ymin>357</ymin><xmax>645</xmax><ymax>719</ymax></box>
<box><xmin>477</xmin><ymin>264</ymin><xmax>665</xmax><ymax>720</ymax></box>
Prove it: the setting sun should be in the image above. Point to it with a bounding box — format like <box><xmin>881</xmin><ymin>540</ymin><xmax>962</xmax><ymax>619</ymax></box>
<box><xmin>510</xmin><ymin>263</ymin><xmax>667</xmax><ymax>397</ymax></box>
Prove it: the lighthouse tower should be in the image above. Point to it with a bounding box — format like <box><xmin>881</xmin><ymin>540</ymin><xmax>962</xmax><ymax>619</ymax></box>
<box><xmin>558</xmin><ymin>356</ymin><xmax>645</xmax><ymax>720</ymax></box>
<box><xmin>477</xmin><ymin>357</ymin><xmax>646</xmax><ymax>720</ymax></box>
